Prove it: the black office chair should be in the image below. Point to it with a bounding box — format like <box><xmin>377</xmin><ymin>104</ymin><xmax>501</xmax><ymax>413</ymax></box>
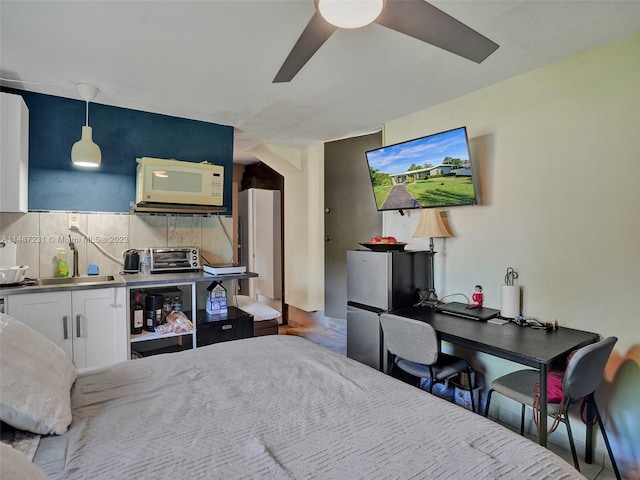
<box><xmin>380</xmin><ymin>313</ymin><xmax>476</xmax><ymax>413</ymax></box>
<box><xmin>484</xmin><ymin>336</ymin><xmax>620</xmax><ymax>479</ymax></box>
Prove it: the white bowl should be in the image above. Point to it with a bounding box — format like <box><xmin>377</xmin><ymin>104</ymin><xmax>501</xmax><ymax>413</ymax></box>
<box><xmin>0</xmin><ymin>265</ymin><xmax>29</xmax><ymax>284</ymax></box>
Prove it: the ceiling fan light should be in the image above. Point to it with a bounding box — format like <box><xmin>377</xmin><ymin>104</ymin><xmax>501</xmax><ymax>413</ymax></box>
<box><xmin>71</xmin><ymin>126</ymin><xmax>102</xmax><ymax>167</ymax></box>
<box><xmin>317</xmin><ymin>0</ymin><xmax>384</xmax><ymax>29</ymax></box>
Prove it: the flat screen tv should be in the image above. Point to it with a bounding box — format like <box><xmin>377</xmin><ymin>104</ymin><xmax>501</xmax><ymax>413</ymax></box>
<box><xmin>365</xmin><ymin>126</ymin><xmax>477</xmax><ymax>212</ymax></box>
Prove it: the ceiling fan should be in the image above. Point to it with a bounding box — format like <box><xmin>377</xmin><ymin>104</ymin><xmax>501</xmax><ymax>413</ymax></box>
<box><xmin>273</xmin><ymin>0</ymin><xmax>499</xmax><ymax>83</ymax></box>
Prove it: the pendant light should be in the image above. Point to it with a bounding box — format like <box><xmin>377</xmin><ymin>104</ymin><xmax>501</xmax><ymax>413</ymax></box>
<box><xmin>71</xmin><ymin>83</ymin><xmax>101</xmax><ymax>168</ymax></box>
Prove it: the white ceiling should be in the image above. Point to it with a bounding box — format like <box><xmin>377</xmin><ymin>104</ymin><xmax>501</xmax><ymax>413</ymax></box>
<box><xmin>1</xmin><ymin>1</ymin><xmax>639</xmax><ymax>163</ymax></box>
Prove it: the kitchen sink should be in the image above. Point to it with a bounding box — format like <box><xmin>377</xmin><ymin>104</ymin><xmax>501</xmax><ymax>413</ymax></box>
<box><xmin>35</xmin><ymin>275</ymin><xmax>117</xmax><ymax>286</ymax></box>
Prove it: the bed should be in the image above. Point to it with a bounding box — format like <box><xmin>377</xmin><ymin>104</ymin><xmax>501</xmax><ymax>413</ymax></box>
<box><xmin>0</xmin><ymin>313</ymin><xmax>584</xmax><ymax>479</ymax></box>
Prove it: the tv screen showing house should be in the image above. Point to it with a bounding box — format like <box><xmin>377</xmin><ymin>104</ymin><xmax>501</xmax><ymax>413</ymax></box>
<box><xmin>365</xmin><ymin>126</ymin><xmax>477</xmax><ymax>211</ymax></box>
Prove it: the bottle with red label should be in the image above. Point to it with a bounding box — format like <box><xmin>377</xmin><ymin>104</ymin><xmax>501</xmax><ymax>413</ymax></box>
<box><xmin>131</xmin><ymin>291</ymin><xmax>144</xmax><ymax>334</ymax></box>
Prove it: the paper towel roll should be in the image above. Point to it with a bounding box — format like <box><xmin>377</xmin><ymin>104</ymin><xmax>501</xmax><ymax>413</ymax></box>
<box><xmin>501</xmin><ymin>285</ymin><xmax>520</xmax><ymax>318</ymax></box>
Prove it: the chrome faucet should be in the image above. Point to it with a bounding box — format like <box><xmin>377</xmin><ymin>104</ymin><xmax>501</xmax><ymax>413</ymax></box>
<box><xmin>68</xmin><ymin>235</ymin><xmax>79</xmax><ymax>277</ymax></box>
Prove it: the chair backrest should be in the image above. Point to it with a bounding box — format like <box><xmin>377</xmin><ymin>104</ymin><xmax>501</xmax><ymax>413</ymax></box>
<box><xmin>379</xmin><ymin>313</ymin><xmax>439</xmax><ymax>365</ymax></box>
<box><xmin>563</xmin><ymin>336</ymin><xmax>617</xmax><ymax>399</ymax></box>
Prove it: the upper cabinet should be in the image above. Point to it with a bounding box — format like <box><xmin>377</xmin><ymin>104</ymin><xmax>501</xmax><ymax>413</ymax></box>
<box><xmin>0</xmin><ymin>92</ymin><xmax>29</xmax><ymax>213</ymax></box>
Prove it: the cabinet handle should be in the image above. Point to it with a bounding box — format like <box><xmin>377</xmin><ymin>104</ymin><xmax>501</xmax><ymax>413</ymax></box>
<box><xmin>109</xmin><ymin>287</ymin><xmax>120</xmax><ymax>308</ymax></box>
<box><xmin>76</xmin><ymin>314</ymin><xmax>82</xmax><ymax>338</ymax></box>
<box><xmin>222</xmin><ymin>324</ymin><xmax>232</xmax><ymax>331</ymax></box>
<box><xmin>63</xmin><ymin>315</ymin><xmax>69</xmax><ymax>339</ymax></box>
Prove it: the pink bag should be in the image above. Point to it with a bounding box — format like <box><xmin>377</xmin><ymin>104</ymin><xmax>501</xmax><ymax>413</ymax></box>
<box><xmin>535</xmin><ymin>370</ymin><xmax>565</xmax><ymax>403</ymax></box>
<box><xmin>532</xmin><ymin>370</ymin><xmax>566</xmax><ymax>435</ymax></box>
<box><xmin>532</xmin><ymin>349</ymin><xmax>578</xmax><ymax>435</ymax></box>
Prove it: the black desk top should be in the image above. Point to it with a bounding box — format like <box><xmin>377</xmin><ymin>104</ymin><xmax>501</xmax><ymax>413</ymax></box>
<box><xmin>390</xmin><ymin>306</ymin><xmax>600</xmax><ymax>368</ymax></box>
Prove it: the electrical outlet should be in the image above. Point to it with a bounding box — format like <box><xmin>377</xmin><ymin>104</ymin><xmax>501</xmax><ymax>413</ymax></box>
<box><xmin>68</xmin><ymin>214</ymin><xmax>80</xmax><ymax>230</ymax></box>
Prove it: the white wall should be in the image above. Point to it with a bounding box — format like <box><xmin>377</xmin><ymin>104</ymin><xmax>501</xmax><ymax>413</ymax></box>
<box><xmin>249</xmin><ymin>143</ymin><xmax>325</xmax><ymax>312</ymax></box>
<box><xmin>383</xmin><ymin>33</ymin><xmax>640</xmax><ymax>475</ymax></box>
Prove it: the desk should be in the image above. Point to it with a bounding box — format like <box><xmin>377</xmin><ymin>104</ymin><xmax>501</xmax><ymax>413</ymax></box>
<box><xmin>391</xmin><ymin>306</ymin><xmax>599</xmax><ymax>450</ymax></box>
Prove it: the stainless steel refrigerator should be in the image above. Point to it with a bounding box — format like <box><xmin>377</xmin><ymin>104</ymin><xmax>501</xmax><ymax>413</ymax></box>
<box><xmin>346</xmin><ymin>249</ymin><xmax>429</xmax><ymax>370</ymax></box>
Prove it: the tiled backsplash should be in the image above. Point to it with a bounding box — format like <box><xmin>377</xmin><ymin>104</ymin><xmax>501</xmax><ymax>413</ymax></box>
<box><xmin>0</xmin><ymin>212</ymin><xmax>234</xmax><ymax>279</ymax></box>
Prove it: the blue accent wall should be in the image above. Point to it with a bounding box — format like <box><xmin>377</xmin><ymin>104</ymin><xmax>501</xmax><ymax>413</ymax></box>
<box><xmin>3</xmin><ymin>88</ymin><xmax>234</xmax><ymax>213</ymax></box>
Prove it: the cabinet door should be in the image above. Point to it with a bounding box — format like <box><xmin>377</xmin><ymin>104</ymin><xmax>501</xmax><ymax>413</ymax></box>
<box><xmin>72</xmin><ymin>287</ymin><xmax>127</xmax><ymax>370</ymax></box>
<box><xmin>7</xmin><ymin>291</ymin><xmax>73</xmax><ymax>359</ymax></box>
<box><xmin>0</xmin><ymin>92</ymin><xmax>29</xmax><ymax>213</ymax></box>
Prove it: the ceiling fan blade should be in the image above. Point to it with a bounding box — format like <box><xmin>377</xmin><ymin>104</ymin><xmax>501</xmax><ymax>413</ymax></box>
<box><xmin>273</xmin><ymin>11</ymin><xmax>338</xmax><ymax>83</ymax></box>
<box><xmin>375</xmin><ymin>0</ymin><xmax>499</xmax><ymax>63</ymax></box>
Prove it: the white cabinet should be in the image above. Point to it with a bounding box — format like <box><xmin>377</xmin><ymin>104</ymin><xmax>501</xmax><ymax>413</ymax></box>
<box><xmin>7</xmin><ymin>291</ymin><xmax>72</xmax><ymax>356</ymax></box>
<box><xmin>7</xmin><ymin>288</ymin><xmax>128</xmax><ymax>371</ymax></box>
<box><xmin>0</xmin><ymin>92</ymin><xmax>29</xmax><ymax>213</ymax></box>
<box><xmin>238</xmin><ymin>188</ymin><xmax>282</xmax><ymax>299</ymax></box>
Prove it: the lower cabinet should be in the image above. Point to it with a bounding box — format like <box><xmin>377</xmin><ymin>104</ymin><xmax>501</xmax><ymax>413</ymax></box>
<box><xmin>7</xmin><ymin>288</ymin><xmax>128</xmax><ymax>371</ymax></box>
<box><xmin>196</xmin><ymin>307</ymin><xmax>254</xmax><ymax>347</ymax></box>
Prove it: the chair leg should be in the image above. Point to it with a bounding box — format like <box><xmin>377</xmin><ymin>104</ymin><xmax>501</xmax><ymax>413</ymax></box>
<box><xmin>562</xmin><ymin>399</ymin><xmax>580</xmax><ymax>471</ymax></box>
<box><xmin>427</xmin><ymin>369</ymin><xmax>435</xmax><ymax>393</ymax></box>
<box><xmin>590</xmin><ymin>396</ymin><xmax>622</xmax><ymax>480</ymax></box>
<box><xmin>484</xmin><ymin>389</ymin><xmax>524</xmax><ymax>435</ymax></box>
<box><xmin>484</xmin><ymin>389</ymin><xmax>493</xmax><ymax>417</ymax></box>
<box><xmin>386</xmin><ymin>352</ymin><xmax>395</xmax><ymax>376</ymax></box>
<box><xmin>427</xmin><ymin>367</ymin><xmax>435</xmax><ymax>393</ymax></box>
<box><xmin>466</xmin><ymin>367</ymin><xmax>476</xmax><ymax>413</ymax></box>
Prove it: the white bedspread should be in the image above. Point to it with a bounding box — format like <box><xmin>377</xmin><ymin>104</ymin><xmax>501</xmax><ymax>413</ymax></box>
<box><xmin>34</xmin><ymin>335</ymin><xmax>584</xmax><ymax>479</ymax></box>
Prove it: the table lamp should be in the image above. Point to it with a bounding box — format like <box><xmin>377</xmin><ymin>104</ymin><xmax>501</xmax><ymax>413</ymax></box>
<box><xmin>412</xmin><ymin>209</ymin><xmax>452</xmax><ymax>307</ymax></box>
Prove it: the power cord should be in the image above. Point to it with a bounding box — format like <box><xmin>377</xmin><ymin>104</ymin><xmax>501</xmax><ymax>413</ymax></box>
<box><xmin>414</xmin><ymin>291</ymin><xmax>470</xmax><ymax>308</ymax></box>
<box><xmin>512</xmin><ymin>316</ymin><xmax>558</xmax><ymax>331</ymax></box>
<box><xmin>199</xmin><ymin>214</ymin><xmax>234</xmax><ymax>265</ymax></box>
<box><xmin>215</xmin><ymin>212</ymin><xmax>234</xmax><ymax>263</ymax></box>
<box><xmin>438</xmin><ymin>293</ymin><xmax>471</xmax><ymax>305</ymax></box>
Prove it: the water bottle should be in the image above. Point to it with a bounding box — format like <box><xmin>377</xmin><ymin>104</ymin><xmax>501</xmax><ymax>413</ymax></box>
<box><xmin>172</xmin><ymin>295</ymin><xmax>182</xmax><ymax>311</ymax></box>
<box><xmin>140</xmin><ymin>248</ymin><xmax>151</xmax><ymax>275</ymax></box>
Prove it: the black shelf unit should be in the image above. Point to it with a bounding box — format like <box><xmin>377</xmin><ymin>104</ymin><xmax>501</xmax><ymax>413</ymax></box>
<box><xmin>126</xmin><ymin>273</ymin><xmax>259</xmax><ymax>359</ymax></box>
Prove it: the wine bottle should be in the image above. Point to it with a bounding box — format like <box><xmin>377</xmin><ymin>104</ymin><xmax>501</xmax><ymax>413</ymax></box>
<box><xmin>131</xmin><ymin>291</ymin><xmax>144</xmax><ymax>335</ymax></box>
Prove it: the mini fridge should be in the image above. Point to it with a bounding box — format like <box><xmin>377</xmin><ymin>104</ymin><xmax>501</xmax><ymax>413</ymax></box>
<box><xmin>346</xmin><ymin>249</ymin><xmax>429</xmax><ymax>370</ymax></box>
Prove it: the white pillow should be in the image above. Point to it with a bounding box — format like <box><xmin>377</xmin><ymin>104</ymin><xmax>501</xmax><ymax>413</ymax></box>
<box><xmin>0</xmin><ymin>313</ymin><xmax>77</xmax><ymax>435</ymax></box>
<box><xmin>235</xmin><ymin>295</ymin><xmax>281</xmax><ymax>321</ymax></box>
<box><xmin>0</xmin><ymin>443</ymin><xmax>49</xmax><ymax>480</ymax></box>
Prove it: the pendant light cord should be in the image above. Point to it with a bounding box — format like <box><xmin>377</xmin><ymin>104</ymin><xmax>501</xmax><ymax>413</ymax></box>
<box><xmin>0</xmin><ymin>76</ymin><xmax>73</xmax><ymax>87</ymax></box>
<box><xmin>85</xmin><ymin>100</ymin><xmax>89</xmax><ymax>126</ymax></box>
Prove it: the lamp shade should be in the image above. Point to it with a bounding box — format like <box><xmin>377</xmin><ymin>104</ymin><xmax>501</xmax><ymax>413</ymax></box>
<box><xmin>71</xmin><ymin>126</ymin><xmax>101</xmax><ymax>168</ymax></box>
<box><xmin>317</xmin><ymin>0</ymin><xmax>384</xmax><ymax>29</ymax></box>
<box><xmin>412</xmin><ymin>209</ymin><xmax>451</xmax><ymax>239</ymax></box>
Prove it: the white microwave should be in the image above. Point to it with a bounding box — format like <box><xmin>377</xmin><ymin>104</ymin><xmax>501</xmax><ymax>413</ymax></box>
<box><xmin>135</xmin><ymin>157</ymin><xmax>224</xmax><ymax>207</ymax></box>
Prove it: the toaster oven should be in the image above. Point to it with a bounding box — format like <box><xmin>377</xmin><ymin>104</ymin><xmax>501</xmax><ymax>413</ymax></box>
<box><xmin>150</xmin><ymin>247</ymin><xmax>201</xmax><ymax>272</ymax></box>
